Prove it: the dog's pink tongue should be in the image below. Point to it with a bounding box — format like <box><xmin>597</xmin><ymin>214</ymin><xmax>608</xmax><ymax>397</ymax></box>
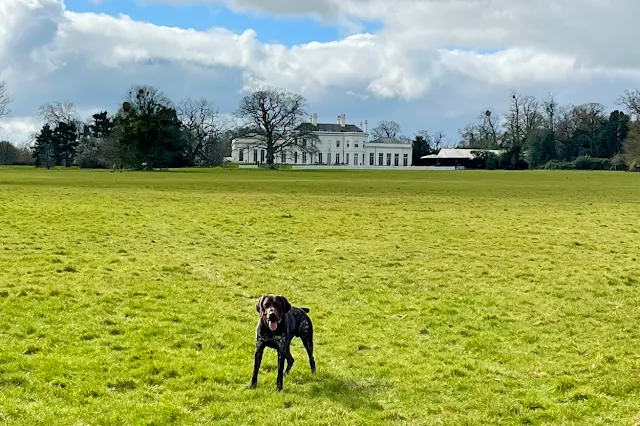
<box><xmin>268</xmin><ymin>321</ymin><xmax>277</xmax><ymax>331</ymax></box>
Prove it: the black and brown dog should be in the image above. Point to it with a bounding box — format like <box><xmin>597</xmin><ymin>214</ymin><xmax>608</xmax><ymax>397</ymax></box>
<box><xmin>250</xmin><ymin>294</ymin><xmax>315</xmax><ymax>391</ymax></box>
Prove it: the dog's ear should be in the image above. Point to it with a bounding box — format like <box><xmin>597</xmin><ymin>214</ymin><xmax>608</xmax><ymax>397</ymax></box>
<box><xmin>256</xmin><ymin>296</ymin><xmax>265</xmax><ymax>314</ymax></box>
<box><xmin>277</xmin><ymin>296</ymin><xmax>291</xmax><ymax>314</ymax></box>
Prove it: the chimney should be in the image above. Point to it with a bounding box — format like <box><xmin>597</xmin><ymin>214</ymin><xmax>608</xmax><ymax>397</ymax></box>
<box><xmin>311</xmin><ymin>113</ymin><xmax>317</xmax><ymax>126</ymax></box>
<box><xmin>340</xmin><ymin>114</ymin><xmax>346</xmax><ymax>127</ymax></box>
<box><xmin>363</xmin><ymin>120</ymin><xmax>368</xmax><ymax>133</ymax></box>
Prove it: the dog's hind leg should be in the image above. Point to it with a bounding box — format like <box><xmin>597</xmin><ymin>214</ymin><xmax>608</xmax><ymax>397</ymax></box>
<box><xmin>285</xmin><ymin>351</ymin><xmax>295</xmax><ymax>375</ymax></box>
<box><xmin>300</xmin><ymin>322</ymin><xmax>316</xmax><ymax>373</ymax></box>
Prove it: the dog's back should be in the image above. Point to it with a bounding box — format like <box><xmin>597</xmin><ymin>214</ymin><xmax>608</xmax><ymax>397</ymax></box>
<box><xmin>285</xmin><ymin>306</ymin><xmax>312</xmax><ymax>338</ymax></box>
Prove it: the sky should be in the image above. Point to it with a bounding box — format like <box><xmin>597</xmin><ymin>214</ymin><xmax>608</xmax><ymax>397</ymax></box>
<box><xmin>1</xmin><ymin>0</ymin><xmax>640</xmax><ymax>145</ymax></box>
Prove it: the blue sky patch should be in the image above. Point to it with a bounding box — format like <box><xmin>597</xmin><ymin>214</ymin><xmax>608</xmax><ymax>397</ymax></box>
<box><xmin>64</xmin><ymin>0</ymin><xmax>382</xmax><ymax>46</ymax></box>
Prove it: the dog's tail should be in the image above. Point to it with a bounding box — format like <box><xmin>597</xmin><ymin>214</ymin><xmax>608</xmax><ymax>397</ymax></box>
<box><xmin>301</xmin><ymin>307</ymin><xmax>310</xmax><ymax>313</ymax></box>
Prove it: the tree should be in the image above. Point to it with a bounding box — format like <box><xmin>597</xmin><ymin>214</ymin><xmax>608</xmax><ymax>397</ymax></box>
<box><xmin>542</xmin><ymin>94</ymin><xmax>560</xmax><ymax>134</ymax></box>
<box><xmin>412</xmin><ymin>130</ymin><xmax>443</xmax><ymax>164</ymax></box>
<box><xmin>617</xmin><ymin>89</ymin><xmax>640</xmax><ymax>120</ymax></box>
<box><xmin>458</xmin><ymin>122</ymin><xmax>482</xmax><ymax>148</ymax></box>
<box><xmin>0</xmin><ymin>80</ymin><xmax>11</xmax><ymax>121</ymax></box>
<box><xmin>74</xmin><ymin>111</ymin><xmax>114</xmax><ymax>169</ymax></box>
<box><xmin>478</xmin><ymin>110</ymin><xmax>500</xmax><ymax>148</ymax></box>
<box><xmin>89</xmin><ymin>111</ymin><xmax>114</xmax><ymax>138</ymax></box>
<box><xmin>623</xmin><ymin>122</ymin><xmax>640</xmax><ymax>170</ymax></box>
<box><xmin>0</xmin><ymin>141</ymin><xmax>19</xmax><ymax>165</ymax></box>
<box><xmin>598</xmin><ymin>111</ymin><xmax>630</xmax><ymax>158</ymax></box>
<box><xmin>371</xmin><ymin>120</ymin><xmax>401</xmax><ymax>139</ymax></box>
<box><xmin>458</xmin><ymin>110</ymin><xmax>500</xmax><ymax>149</ymax></box>
<box><xmin>177</xmin><ymin>98</ymin><xmax>228</xmax><ymax>166</ymax></box>
<box><xmin>38</xmin><ymin>101</ymin><xmax>80</xmax><ymax>127</ymax></box>
<box><xmin>117</xmin><ymin>85</ymin><xmax>186</xmax><ymax>169</ymax></box>
<box><xmin>52</xmin><ymin>121</ymin><xmax>79</xmax><ymax>167</ymax></box>
<box><xmin>523</xmin><ymin>94</ymin><xmax>560</xmax><ymax>168</ymax></box>
<box><xmin>234</xmin><ymin>87</ymin><xmax>318</xmax><ymax>166</ymax></box>
<box><xmin>502</xmin><ymin>92</ymin><xmax>543</xmax><ymax>167</ymax></box>
<box><xmin>526</xmin><ymin>129</ymin><xmax>557</xmax><ymax>168</ymax></box>
<box><xmin>32</xmin><ymin>124</ymin><xmax>55</xmax><ymax>168</ymax></box>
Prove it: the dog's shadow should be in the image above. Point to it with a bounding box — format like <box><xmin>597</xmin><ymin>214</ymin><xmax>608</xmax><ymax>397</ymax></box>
<box><xmin>301</xmin><ymin>372</ymin><xmax>385</xmax><ymax>412</ymax></box>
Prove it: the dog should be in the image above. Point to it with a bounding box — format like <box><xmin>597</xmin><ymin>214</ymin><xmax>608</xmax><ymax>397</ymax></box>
<box><xmin>250</xmin><ymin>294</ymin><xmax>316</xmax><ymax>391</ymax></box>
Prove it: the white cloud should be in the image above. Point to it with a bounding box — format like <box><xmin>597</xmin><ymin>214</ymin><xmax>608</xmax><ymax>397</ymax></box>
<box><xmin>0</xmin><ymin>0</ymin><xmax>639</xmax><ymax>144</ymax></box>
<box><xmin>0</xmin><ymin>116</ymin><xmax>40</xmax><ymax>144</ymax></box>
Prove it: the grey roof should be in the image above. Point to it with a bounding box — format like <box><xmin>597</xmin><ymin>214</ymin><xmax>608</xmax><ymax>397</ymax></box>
<box><xmin>369</xmin><ymin>137</ymin><xmax>410</xmax><ymax>144</ymax></box>
<box><xmin>297</xmin><ymin>122</ymin><xmax>364</xmax><ymax>133</ymax></box>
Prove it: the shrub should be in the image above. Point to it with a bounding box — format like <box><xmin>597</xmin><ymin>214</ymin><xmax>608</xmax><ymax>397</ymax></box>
<box><xmin>540</xmin><ymin>160</ymin><xmax>573</xmax><ymax>170</ymax></box>
<box><xmin>541</xmin><ymin>156</ymin><xmax>614</xmax><ymax>170</ymax></box>
<box><xmin>610</xmin><ymin>154</ymin><xmax>628</xmax><ymax>171</ymax></box>
<box><xmin>572</xmin><ymin>156</ymin><xmax>611</xmax><ymax>170</ymax></box>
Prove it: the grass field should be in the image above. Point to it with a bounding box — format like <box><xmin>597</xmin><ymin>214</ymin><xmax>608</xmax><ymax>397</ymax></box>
<box><xmin>1</xmin><ymin>166</ymin><xmax>639</xmax><ymax>425</ymax></box>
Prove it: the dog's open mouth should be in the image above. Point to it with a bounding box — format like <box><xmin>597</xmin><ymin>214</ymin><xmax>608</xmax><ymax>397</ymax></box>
<box><xmin>268</xmin><ymin>320</ymin><xmax>278</xmax><ymax>331</ymax></box>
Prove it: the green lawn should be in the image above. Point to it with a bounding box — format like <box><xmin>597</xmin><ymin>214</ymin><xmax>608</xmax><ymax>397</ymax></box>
<box><xmin>1</xmin><ymin>166</ymin><xmax>639</xmax><ymax>425</ymax></box>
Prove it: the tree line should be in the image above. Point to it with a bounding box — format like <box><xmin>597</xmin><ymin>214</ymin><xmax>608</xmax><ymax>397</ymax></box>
<box><xmin>0</xmin><ymin>78</ymin><xmax>639</xmax><ymax>170</ymax></box>
<box><xmin>371</xmin><ymin>90</ymin><xmax>640</xmax><ymax>171</ymax></box>
<box><xmin>30</xmin><ymin>86</ymin><xmax>237</xmax><ymax>170</ymax></box>
<box><xmin>454</xmin><ymin>90</ymin><xmax>640</xmax><ymax>170</ymax></box>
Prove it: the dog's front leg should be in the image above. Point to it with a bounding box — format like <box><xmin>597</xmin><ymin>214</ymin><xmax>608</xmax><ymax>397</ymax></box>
<box><xmin>250</xmin><ymin>342</ymin><xmax>265</xmax><ymax>389</ymax></box>
<box><xmin>276</xmin><ymin>344</ymin><xmax>287</xmax><ymax>391</ymax></box>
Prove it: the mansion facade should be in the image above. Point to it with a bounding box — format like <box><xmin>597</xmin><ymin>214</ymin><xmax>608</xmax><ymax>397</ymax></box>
<box><xmin>231</xmin><ymin>114</ymin><xmax>413</xmax><ymax>167</ymax></box>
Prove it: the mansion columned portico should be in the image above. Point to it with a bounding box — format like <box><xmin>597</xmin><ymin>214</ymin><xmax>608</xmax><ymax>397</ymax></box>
<box><xmin>231</xmin><ymin>114</ymin><xmax>413</xmax><ymax>167</ymax></box>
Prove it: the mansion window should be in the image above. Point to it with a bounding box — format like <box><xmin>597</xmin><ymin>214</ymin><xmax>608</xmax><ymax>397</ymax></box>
<box><xmin>253</xmin><ymin>149</ymin><xmax>258</xmax><ymax>163</ymax></box>
<box><xmin>239</xmin><ymin>149</ymin><xmax>244</xmax><ymax>162</ymax></box>
<box><xmin>394</xmin><ymin>153</ymin><xmax>399</xmax><ymax>166</ymax></box>
<box><xmin>378</xmin><ymin>153</ymin><xmax>383</xmax><ymax>166</ymax></box>
<box><xmin>336</xmin><ymin>140</ymin><xmax>340</xmax><ymax>148</ymax></box>
<box><xmin>346</xmin><ymin>153</ymin><xmax>349</xmax><ymax>164</ymax></box>
<box><xmin>403</xmin><ymin>154</ymin><xmax>408</xmax><ymax>166</ymax></box>
<box><xmin>294</xmin><ymin>152</ymin><xmax>298</xmax><ymax>163</ymax></box>
<box><xmin>369</xmin><ymin>153</ymin><xmax>374</xmax><ymax>165</ymax></box>
<box><xmin>319</xmin><ymin>153</ymin><xmax>323</xmax><ymax>163</ymax></box>
<box><xmin>302</xmin><ymin>152</ymin><xmax>307</xmax><ymax>163</ymax></box>
<box><xmin>281</xmin><ymin>151</ymin><xmax>286</xmax><ymax>163</ymax></box>
<box><xmin>386</xmin><ymin>153</ymin><xmax>391</xmax><ymax>166</ymax></box>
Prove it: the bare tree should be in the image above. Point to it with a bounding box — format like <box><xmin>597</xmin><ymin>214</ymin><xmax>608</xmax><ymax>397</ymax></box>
<box><xmin>542</xmin><ymin>94</ymin><xmax>559</xmax><ymax>133</ymax></box>
<box><xmin>458</xmin><ymin>110</ymin><xmax>499</xmax><ymax>149</ymax></box>
<box><xmin>371</xmin><ymin>120</ymin><xmax>401</xmax><ymax>139</ymax></box>
<box><xmin>504</xmin><ymin>92</ymin><xmax>542</xmax><ymax>146</ymax></box>
<box><xmin>617</xmin><ymin>89</ymin><xmax>640</xmax><ymax>120</ymax></box>
<box><xmin>458</xmin><ymin>122</ymin><xmax>481</xmax><ymax>148</ymax></box>
<box><xmin>479</xmin><ymin>110</ymin><xmax>500</xmax><ymax>148</ymax></box>
<box><xmin>0</xmin><ymin>80</ymin><xmax>11</xmax><ymax>121</ymax></box>
<box><xmin>234</xmin><ymin>87</ymin><xmax>318</xmax><ymax>166</ymax></box>
<box><xmin>37</xmin><ymin>101</ymin><xmax>80</xmax><ymax>126</ymax></box>
<box><xmin>177</xmin><ymin>98</ymin><xmax>228</xmax><ymax>166</ymax></box>
<box><xmin>431</xmin><ymin>131</ymin><xmax>445</xmax><ymax>152</ymax></box>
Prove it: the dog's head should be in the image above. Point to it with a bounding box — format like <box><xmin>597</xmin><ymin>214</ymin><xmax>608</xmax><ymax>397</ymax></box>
<box><xmin>256</xmin><ymin>294</ymin><xmax>291</xmax><ymax>331</ymax></box>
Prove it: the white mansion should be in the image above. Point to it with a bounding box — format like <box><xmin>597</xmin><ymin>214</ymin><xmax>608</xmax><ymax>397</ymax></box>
<box><xmin>231</xmin><ymin>114</ymin><xmax>413</xmax><ymax>167</ymax></box>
